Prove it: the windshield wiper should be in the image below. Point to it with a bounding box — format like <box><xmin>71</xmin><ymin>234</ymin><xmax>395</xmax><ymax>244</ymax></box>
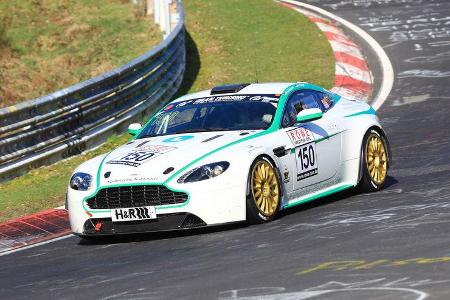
<box><xmin>171</xmin><ymin>127</ymin><xmax>231</xmax><ymax>134</ymax></box>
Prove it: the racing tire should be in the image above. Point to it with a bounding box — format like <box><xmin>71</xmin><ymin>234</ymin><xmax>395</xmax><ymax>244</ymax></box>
<box><xmin>246</xmin><ymin>156</ymin><xmax>281</xmax><ymax>224</ymax></box>
<box><xmin>358</xmin><ymin>129</ymin><xmax>389</xmax><ymax>192</ymax></box>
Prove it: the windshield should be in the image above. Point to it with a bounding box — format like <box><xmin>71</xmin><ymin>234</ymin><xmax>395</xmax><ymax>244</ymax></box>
<box><xmin>137</xmin><ymin>94</ymin><xmax>279</xmax><ymax>138</ymax></box>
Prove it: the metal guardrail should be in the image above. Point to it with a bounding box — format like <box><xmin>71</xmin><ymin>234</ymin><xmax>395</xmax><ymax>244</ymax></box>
<box><xmin>0</xmin><ymin>0</ymin><xmax>185</xmax><ymax>181</ymax></box>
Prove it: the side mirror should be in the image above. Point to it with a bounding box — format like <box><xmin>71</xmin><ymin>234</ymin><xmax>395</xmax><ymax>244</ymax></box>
<box><xmin>128</xmin><ymin>123</ymin><xmax>142</xmax><ymax>136</ymax></box>
<box><xmin>296</xmin><ymin>108</ymin><xmax>323</xmax><ymax>123</ymax></box>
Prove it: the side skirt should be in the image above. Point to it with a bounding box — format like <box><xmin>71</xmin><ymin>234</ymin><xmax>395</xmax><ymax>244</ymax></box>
<box><xmin>282</xmin><ymin>183</ymin><xmax>354</xmax><ymax>209</ymax></box>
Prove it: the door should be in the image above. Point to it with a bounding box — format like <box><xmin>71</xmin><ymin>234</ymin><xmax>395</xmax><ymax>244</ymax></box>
<box><xmin>280</xmin><ymin>90</ymin><xmax>342</xmax><ymax>192</ymax></box>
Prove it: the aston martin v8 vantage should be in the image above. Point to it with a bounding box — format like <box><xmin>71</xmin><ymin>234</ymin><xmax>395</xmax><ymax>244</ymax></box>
<box><xmin>67</xmin><ymin>82</ymin><xmax>391</xmax><ymax>236</ymax></box>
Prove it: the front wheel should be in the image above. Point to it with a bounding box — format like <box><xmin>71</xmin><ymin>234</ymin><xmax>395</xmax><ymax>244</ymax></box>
<box><xmin>246</xmin><ymin>157</ymin><xmax>281</xmax><ymax>224</ymax></box>
<box><xmin>358</xmin><ymin>129</ymin><xmax>389</xmax><ymax>192</ymax></box>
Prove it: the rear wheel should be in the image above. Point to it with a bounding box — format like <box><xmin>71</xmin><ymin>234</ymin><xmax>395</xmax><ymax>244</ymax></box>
<box><xmin>246</xmin><ymin>157</ymin><xmax>281</xmax><ymax>224</ymax></box>
<box><xmin>359</xmin><ymin>129</ymin><xmax>388</xmax><ymax>192</ymax></box>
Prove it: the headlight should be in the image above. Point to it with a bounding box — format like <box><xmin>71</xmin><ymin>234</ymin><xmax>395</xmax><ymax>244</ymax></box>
<box><xmin>177</xmin><ymin>162</ymin><xmax>230</xmax><ymax>183</ymax></box>
<box><xmin>70</xmin><ymin>172</ymin><xmax>93</xmax><ymax>191</ymax></box>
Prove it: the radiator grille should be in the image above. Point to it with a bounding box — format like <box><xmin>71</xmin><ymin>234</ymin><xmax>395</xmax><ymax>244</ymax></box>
<box><xmin>86</xmin><ymin>185</ymin><xmax>188</xmax><ymax>209</ymax></box>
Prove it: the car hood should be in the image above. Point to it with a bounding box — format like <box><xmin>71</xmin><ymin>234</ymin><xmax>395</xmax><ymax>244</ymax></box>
<box><xmin>98</xmin><ymin>131</ymin><xmax>260</xmax><ymax>186</ymax></box>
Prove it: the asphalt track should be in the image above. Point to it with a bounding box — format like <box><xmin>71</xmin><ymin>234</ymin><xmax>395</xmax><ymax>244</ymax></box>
<box><xmin>2</xmin><ymin>0</ymin><xmax>450</xmax><ymax>299</ymax></box>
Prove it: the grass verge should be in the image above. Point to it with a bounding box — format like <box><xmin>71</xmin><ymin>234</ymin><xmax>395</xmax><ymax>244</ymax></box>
<box><xmin>0</xmin><ymin>0</ymin><xmax>161</xmax><ymax>108</ymax></box>
<box><xmin>0</xmin><ymin>0</ymin><xmax>334</xmax><ymax>222</ymax></box>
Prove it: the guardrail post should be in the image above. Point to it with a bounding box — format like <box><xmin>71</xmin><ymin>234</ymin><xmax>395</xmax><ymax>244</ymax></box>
<box><xmin>154</xmin><ymin>0</ymin><xmax>160</xmax><ymax>24</ymax></box>
<box><xmin>163</xmin><ymin>0</ymin><xmax>171</xmax><ymax>38</ymax></box>
<box><xmin>146</xmin><ymin>0</ymin><xmax>154</xmax><ymax>16</ymax></box>
<box><xmin>159</xmin><ymin>0</ymin><xmax>166</xmax><ymax>32</ymax></box>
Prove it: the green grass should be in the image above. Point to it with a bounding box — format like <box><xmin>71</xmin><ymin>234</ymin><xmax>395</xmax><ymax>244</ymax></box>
<box><xmin>0</xmin><ymin>0</ymin><xmax>334</xmax><ymax>222</ymax></box>
<box><xmin>183</xmin><ymin>0</ymin><xmax>334</xmax><ymax>90</ymax></box>
<box><xmin>0</xmin><ymin>0</ymin><xmax>161</xmax><ymax>108</ymax></box>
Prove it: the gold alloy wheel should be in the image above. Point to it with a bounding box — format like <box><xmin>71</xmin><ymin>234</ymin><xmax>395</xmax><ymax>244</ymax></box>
<box><xmin>251</xmin><ymin>160</ymin><xmax>280</xmax><ymax>216</ymax></box>
<box><xmin>366</xmin><ymin>134</ymin><xmax>387</xmax><ymax>184</ymax></box>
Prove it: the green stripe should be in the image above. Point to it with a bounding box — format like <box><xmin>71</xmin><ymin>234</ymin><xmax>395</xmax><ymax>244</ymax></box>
<box><xmin>96</xmin><ymin>153</ymin><xmax>111</xmax><ymax>187</ymax></box>
<box><xmin>283</xmin><ymin>184</ymin><xmax>354</xmax><ymax>209</ymax></box>
<box><xmin>345</xmin><ymin>107</ymin><xmax>376</xmax><ymax>118</ymax></box>
<box><xmin>315</xmin><ymin>131</ymin><xmax>343</xmax><ymax>143</ymax></box>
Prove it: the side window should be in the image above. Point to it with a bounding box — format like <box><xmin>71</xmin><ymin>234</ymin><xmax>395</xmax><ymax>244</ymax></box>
<box><xmin>281</xmin><ymin>90</ymin><xmax>321</xmax><ymax>128</ymax></box>
<box><xmin>314</xmin><ymin>92</ymin><xmax>333</xmax><ymax>112</ymax></box>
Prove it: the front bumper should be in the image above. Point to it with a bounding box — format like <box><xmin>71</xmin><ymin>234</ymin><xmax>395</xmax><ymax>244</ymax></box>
<box><xmin>68</xmin><ymin>180</ymin><xmax>247</xmax><ymax>235</ymax></box>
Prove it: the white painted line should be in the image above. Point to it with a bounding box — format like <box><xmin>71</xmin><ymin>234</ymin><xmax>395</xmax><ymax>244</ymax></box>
<box><xmin>336</xmin><ymin>62</ymin><xmax>373</xmax><ymax>84</ymax></box>
<box><xmin>0</xmin><ymin>234</ymin><xmax>73</xmax><ymax>257</ymax></box>
<box><xmin>280</xmin><ymin>0</ymin><xmax>394</xmax><ymax>110</ymax></box>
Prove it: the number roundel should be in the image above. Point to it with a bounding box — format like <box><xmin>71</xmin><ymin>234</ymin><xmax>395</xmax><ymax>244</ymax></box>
<box><xmin>296</xmin><ymin>142</ymin><xmax>318</xmax><ymax>181</ymax></box>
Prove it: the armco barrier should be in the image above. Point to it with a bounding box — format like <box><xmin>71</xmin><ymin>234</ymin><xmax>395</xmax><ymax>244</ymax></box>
<box><xmin>0</xmin><ymin>0</ymin><xmax>185</xmax><ymax>181</ymax></box>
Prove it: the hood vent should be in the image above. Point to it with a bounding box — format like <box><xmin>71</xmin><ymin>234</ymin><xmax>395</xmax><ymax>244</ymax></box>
<box><xmin>163</xmin><ymin>167</ymin><xmax>174</xmax><ymax>175</ymax></box>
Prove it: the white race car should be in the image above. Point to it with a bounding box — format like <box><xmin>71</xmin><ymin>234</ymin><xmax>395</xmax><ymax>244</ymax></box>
<box><xmin>67</xmin><ymin>82</ymin><xmax>391</xmax><ymax>237</ymax></box>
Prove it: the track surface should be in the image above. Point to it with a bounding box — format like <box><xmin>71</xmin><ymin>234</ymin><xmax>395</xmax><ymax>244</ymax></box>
<box><xmin>2</xmin><ymin>1</ymin><xmax>450</xmax><ymax>299</ymax></box>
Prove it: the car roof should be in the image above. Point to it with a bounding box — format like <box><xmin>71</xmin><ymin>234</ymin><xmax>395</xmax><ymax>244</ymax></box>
<box><xmin>171</xmin><ymin>82</ymin><xmax>294</xmax><ymax>103</ymax></box>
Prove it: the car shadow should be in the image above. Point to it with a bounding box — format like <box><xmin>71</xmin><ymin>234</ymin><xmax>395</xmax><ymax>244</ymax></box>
<box><xmin>383</xmin><ymin>175</ymin><xmax>398</xmax><ymax>189</ymax></box>
<box><xmin>279</xmin><ymin>176</ymin><xmax>399</xmax><ymax>217</ymax></box>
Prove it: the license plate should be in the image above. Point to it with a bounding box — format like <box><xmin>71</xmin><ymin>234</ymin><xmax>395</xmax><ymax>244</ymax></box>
<box><xmin>111</xmin><ymin>206</ymin><xmax>157</xmax><ymax>222</ymax></box>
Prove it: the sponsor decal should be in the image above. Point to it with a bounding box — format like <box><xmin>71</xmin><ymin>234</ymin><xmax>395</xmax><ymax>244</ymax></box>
<box><xmin>112</xmin><ymin>206</ymin><xmax>157</xmax><ymax>222</ymax></box>
<box><xmin>295</xmin><ymin>142</ymin><xmax>318</xmax><ymax>181</ymax></box>
<box><xmin>248</xmin><ymin>95</ymin><xmax>279</xmax><ymax>102</ymax></box>
<box><xmin>321</xmin><ymin>97</ymin><xmax>331</xmax><ymax>110</ymax></box>
<box><xmin>284</xmin><ymin>167</ymin><xmax>290</xmax><ymax>183</ymax></box>
<box><xmin>288</xmin><ymin>176</ymin><xmax>340</xmax><ymax>202</ymax></box>
<box><xmin>286</xmin><ymin>127</ymin><xmax>314</xmax><ymax>146</ymax></box>
<box><xmin>162</xmin><ymin>135</ymin><xmax>194</xmax><ymax>143</ymax></box>
<box><xmin>175</xmin><ymin>100</ymin><xmax>192</xmax><ymax>107</ymax></box>
<box><xmin>136</xmin><ymin>144</ymin><xmax>176</xmax><ymax>152</ymax></box>
<box><xmin>106</xmin><ymin>145</ymin><xmax>176</xmax><ymax>167</ymax></box>
<box><xmin>106</xmin><ymin>177</ymin><xmax>160</xmax><ymax>184</ymax></box>
<box><xmin>174</xmin><ymin>94</ymin><xmax>280</xmax><ymax>107</ymax></box>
